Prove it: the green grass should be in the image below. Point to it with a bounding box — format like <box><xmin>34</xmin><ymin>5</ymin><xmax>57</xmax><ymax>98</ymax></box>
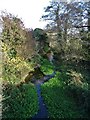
<box><xmin>2</xmin><ymin>83</ymin><xmax>38</xmax><ymax>119</ymax></box>
<box><xmin>41</xmin><ymin>72</ymin><xmax>88</xmax><ymax>118</ymax></box>
<box><xmin>40</xmin><ymin>58</ymin><xmax>54</xmax><ymax>75</ymax></box>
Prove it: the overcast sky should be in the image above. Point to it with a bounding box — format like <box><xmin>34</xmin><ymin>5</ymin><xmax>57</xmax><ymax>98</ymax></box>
<box><xmin>0</xmin><ymin>0</ymin><xmax>51</xmax><ymax>29</ymax></box>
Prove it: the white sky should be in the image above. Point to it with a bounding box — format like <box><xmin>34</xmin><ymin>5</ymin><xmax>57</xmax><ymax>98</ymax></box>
<box><xmin>0</xmin><ymin>0</ymin><xmax>51</xmax><ymax>29</ymax></box>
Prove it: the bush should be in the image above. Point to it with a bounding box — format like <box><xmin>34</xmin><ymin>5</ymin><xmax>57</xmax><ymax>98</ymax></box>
<box><xmin>2</xmin><ymin>55</ymin><xmax>34</xmax><ymax>84</ymax></box>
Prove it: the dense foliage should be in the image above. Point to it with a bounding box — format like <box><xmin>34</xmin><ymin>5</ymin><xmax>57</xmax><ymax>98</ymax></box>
<box><xmin>1</xmin><ymin>12</ymin><xmax>38</xmax><ymax>119</ymax></box>
<box><xmin>1</xmin><ymin>12</ymin><xmax>35</xmax><ymax>84</ymax></box>
<box><xmin>0</xmin><ymin>1</ymin><xmax>90</xmax><ymax>119</ymax></box>
<box><xmin>2</xmin><ymin>83</ymin><xmax>38</xmax><ymax>119</ymax></box>
<box><xmin>41</xmin><ymin>63</ymin><xmax>89</xmax><ymax>118</ymax></box>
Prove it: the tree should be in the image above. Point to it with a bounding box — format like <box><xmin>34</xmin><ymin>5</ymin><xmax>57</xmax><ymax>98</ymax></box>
<box><xmin>42</xmin><ymin>1</ymin><xmax>85</xmax><ymax>40</ymax></box>
<box><xmin>33</xmin><ymin>28</ymin><xmax>49</xmax><ymax>55</ymax></box>
<box><xmin>1</xmin><ymin>12</ymin><xmax>25</xmax><ymax>45</ymax></box>
<box><xmin>41</xmin><ymin>0</ymin><xmax>90</xmax><ymax>62</ymax></box>
<box><xmin>42</xmin><ymin>1</ymin><xmax>62</xmax><ymax>36</ymax></box>
<box><xmin>1</xmin><ymin>11</ymin><xmax>36</xmax><ymax>84</ymax></box>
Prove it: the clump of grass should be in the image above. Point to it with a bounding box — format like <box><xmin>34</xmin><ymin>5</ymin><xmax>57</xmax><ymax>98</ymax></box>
<box><xmin>2</xmin><ymin>83</ymin><xmax>38</xmax><ymax>119</ymax></box>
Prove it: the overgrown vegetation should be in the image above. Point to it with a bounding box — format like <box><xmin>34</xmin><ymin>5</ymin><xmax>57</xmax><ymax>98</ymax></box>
<box><xmin>2</xmin><ymin>83</ymin><xmax>38</xmax><ymax>119</ymax></box>
<box><xmin>0</xmin><ymin>0</ymin><xmax>90</xmax><ymax>119</ymax></box>
<box><xmin>41</xmin><ymin>64</ymin><xmax>89</xmax><ymax>118</ymax></box>
<box><xmin>0</xmin><ymin>12</ymin><xmax>39</xmax><ymax>119</ymax></box>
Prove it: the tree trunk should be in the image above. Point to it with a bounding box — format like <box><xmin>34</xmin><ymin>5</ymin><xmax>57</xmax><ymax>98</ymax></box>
<box><xmin>88</xmin><ymin>11</ymin><xmax>90</xmax><ymax>32</ymax></box>
<box><xmin>64</xmin><ymin>17</ymin><xmax>68</xmax><ymax>41</ymax></box>
<box><xmin>55</xmin><ymin>4</ymin><xmax>61</xmax><ymax>34</ymax></box>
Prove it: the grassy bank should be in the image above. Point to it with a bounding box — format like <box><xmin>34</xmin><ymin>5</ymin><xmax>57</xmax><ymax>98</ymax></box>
<box><xmin>41</xmin><ymin>64</ymin><xmax>89</xmax><ymax>119</ymax></box>
<box><xmin>2</xmin><ymin>83</ymin><xmax>38</xmax><ymax>119</ymax></box>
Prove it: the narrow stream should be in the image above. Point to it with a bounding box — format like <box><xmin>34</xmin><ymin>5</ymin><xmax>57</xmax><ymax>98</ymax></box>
<box><xmin>32</xmin><ymin>84</ymin><xmax>48</xmax><ymax>118</ymax></box>
<box><xmin>32</xmin><ymin>71</ymin><xmax>56</xmax><ymax>119</ymax></box>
